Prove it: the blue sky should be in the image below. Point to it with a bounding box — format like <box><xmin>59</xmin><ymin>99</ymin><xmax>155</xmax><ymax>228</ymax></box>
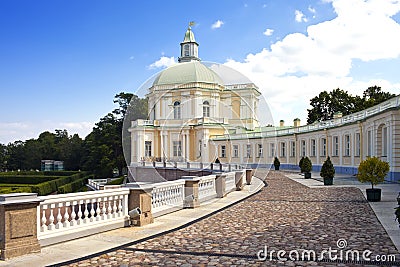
<box><xmin>1</xmin><ymin>0</ymin><xmax>400</xmax><ymax>144</ymax></box>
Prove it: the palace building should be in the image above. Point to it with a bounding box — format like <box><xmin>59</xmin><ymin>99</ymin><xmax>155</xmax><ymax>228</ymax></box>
<box><xmin>129</xmin><ymin>26</ymin><xmax>400</xmax><ymax>182</ymax></box>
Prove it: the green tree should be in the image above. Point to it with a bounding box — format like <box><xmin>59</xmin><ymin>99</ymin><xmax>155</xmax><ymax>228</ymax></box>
<box><xmin>0</xmin><ymin>144</ymin><xmax>7</xmax><ymax>171</ymax></box>
<box><xmin>362</xmin><ymin>86</ymin><xmax>396</xmax><ymax>109</ymax></box>
<box><xmin>81</xmin><ymin>92</ymin><xmax>147</xmax><ymax>178</ymax></box>
<box><xmin>307</xmin><ymin>89</ymin><xmax>358</xmax><ymax>124</ymax></box>
<box><xmin>6</xmin><ymin>141</ymin><xmax>25</xmax><ymax>170</ymax></box>
<box><xmin>357</xmin><ymin>157</ymin><xmax>389</xmax><ymax>189</ymax></box>
<box><xmin>307</xmin><ymin>86</ymin><xmax>396</xmax><ymax>124</ymax></box>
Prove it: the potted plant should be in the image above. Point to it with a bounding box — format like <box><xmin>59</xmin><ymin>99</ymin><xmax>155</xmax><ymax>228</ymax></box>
<box><xmin>303</xmin><ymin>157</ymin><xmax>312</xmax><ymax>179</ymax></box>
<box><xmin>273</xmin><ymin>157</ymin><xmax>280</xmax><ymax>170</ymax></box>
<box><xmin>299</xmin><ymin>157</ymin><xmax>305</xmax><ymax>173</ymax></box>
<box><xmin>357</xmin><ymin>157</ymin><xmax>389</xmax><ymax>202</ymax></box>
<box><xmin>320</xmin><ymin>156</ymin><xmax>335</xmax><ymax>185</ymax></box>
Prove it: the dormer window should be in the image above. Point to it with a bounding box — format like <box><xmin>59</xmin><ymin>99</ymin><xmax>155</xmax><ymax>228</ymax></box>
<box><xmin>203</xmin><ymin>101</ymin><xmax>210</xmax><ymax>117</ymax></box>
<box><xmin>174</xmin><ymin>101</ymin><xmax>181</xmax><ymax>119</ymax></box>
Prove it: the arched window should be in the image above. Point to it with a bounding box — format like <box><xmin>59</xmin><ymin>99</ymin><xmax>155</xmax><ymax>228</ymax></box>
<box><xmin>174</xmin><ymin>101</ymin><xmax>181</xmax><ymax>119</ymax></box>
<box><xmin>184</xmin><ymin>44</ymin><xmax>190</xmax><ymax>56</ymax></box>
<box><xmin>203</xmin><ymin>100</ymin><xmax>210</xmax><ymax>117</ymax></box>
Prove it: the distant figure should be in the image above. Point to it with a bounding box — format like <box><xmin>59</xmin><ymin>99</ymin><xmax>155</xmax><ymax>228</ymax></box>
<box><xmin>215</xmin><ymin>158</ymin><xmax>220</xmax><ymax>164</ymax></box>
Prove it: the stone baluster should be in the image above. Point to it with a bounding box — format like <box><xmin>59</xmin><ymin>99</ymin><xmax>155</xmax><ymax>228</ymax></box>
<box><xmin>83</xmin><ymin>200</ymin><xmax>89</xmax><ymax>223</ymax></box>
<box><xmin>63</xmin><ymin>202</ymin><xmax>70</xmax><ymax>228</ymax></box>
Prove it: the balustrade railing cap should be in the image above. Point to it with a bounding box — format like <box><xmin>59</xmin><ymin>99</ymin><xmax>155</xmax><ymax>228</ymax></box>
<box><xmin>181</xmin><ymin>176</ymin><xmax>201</xmax><ymax>181</ymax></box>
<box><xmin>0</xmin><ymin>193</ymin><xmax>42</xmax><ymax>205</ymax></box>
<box><xmin>124</xmin><ymin>182</ymin><xmax>155</xmax><ymax>191</ymax></box>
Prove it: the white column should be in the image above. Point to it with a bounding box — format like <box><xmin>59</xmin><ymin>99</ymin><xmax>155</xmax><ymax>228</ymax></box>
<box><xmin>137</xmin><ymin>132</ymin><xmax>143</xmax><ymax>162</ymax></box>
<box><xmin>185</xmin><ymin>130</ymin><xmax>190</xmax><ymax>161</ymax></box>
<box><xmin>163</xmin><ymin>132</ymin><xmax>169</xmax><ymax>160</ymax></box>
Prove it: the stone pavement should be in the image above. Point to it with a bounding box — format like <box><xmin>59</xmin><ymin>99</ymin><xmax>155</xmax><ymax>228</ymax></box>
<box><xmin>54</xmin><ymin>171</ymin><xmax>400</xmax><ymax>266</ymax></box>
<box><xmin>0</xmin><ymin>172</ymin><xmax>264</xmax><ymax>267</ymax></box>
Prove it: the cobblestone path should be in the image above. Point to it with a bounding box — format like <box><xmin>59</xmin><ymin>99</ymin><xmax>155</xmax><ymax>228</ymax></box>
<box><xmin>64</xmin><ymin>171</ymin><xmax>399</xmax><ymax>267</ymax></box>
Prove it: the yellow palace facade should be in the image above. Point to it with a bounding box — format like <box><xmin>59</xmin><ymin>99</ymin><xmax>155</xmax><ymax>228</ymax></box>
<box><xmin>129</xmin><ymin>26</ymin><xmax>400</xmax><ymax>182</ymax></box>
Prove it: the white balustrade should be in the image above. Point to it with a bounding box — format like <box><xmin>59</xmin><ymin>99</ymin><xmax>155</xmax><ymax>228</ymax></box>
<box><xmin>37</xmin><ymin>188</ymin><xmax>129</xmax><ymax>246</ymax></box>
<box><xmin>189</xmin><ymin>162</ymin><xmax>201</xmax><ymax>169</ymax></box>
<box><xmin>176</xmin><ymin>162</ymin><xmax>187</xmax><ymax>169</ymax></box>
<box><xmin>198</xmin><ymin>175</ymin><xmax>217</xmax><ymax>202</ymax></box>
<box><xmin>88</xmin><ymin>179</ymin><xmax>108</xmax><ymax>190</ymax></box>
<box><xmin>151</xmin><ymin>180</ymin><xmax>185</xmax><ymax>217</ymax></box>
<box><xmin>225</xmin><ymin>172</ymin><xmax>236</xmax><ymax>193</ymax></box>
<box><xmin>211</xmin><ymin>96</ymin><xmax>400</xmax><ymax>140</ymax></box>
<box><xmin>155</xmin><ymin>162</ymin><xmax>164</xmax><ymax>167</ymax></box>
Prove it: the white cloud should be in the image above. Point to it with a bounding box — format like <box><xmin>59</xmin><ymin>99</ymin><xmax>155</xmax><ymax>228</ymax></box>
<box><xmin>0</xmin><ymin>121</ymin><xmax>94</xmax><ymax>144</ymax></box>
<box><xmin>148</xmin><ymin>56</ymin><xmax>176</xmax><ymax>69</ymax></box>
<box><xmin>295</xmin><ymin>10</ymin><xmax>308</xmax><ymax>22</ymax></box>
<box><xmin>308</xmin><ymin>6</ymin><xmax>316</xmax><ymax>14</ymax></box>
<box><xmin>263</xmin><ymin>28</ymin><xmax>274</xmax><ymax>36</ymax></box>
<box><xmin>211</xmin><ymin>20</ymin><xmax>224</xmax><ymax>29</ymax></box>
<box><xmin>225</xmin><ymin>0</ymin><xmax>400</xmax><ymax>125</ymax></box>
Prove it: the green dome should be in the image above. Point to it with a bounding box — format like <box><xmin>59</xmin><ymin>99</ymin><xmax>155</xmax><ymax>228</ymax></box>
<box><xmin>153</xmin><ymin>61</ymin><xmax>224</xmax><ymax>86</ymax></box>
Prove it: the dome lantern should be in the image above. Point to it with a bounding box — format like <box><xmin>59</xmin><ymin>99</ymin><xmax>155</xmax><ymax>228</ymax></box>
<box><xmin>178</xmin><ymin>22</ymin><xmax>200</xmax><ymax>63</ymax></box>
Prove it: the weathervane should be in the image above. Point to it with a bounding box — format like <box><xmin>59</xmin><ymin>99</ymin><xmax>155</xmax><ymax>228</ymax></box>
<box><xmin>189</xmin><ymin>21</ymin><xmax>195</xmax><ymax>29</ymax></box>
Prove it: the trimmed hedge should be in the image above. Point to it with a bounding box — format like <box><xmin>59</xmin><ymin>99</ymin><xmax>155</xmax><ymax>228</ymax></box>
<box><xmin>0</xmin><ymin>175</ymin><xmax>59</xmax><ymax>185</ymax></box>
<box><xmin>0</xmin><ymin>171</ymin><xmax>44</xmax><ymax>176</ymax></box>
<box><xmin>58</xmin><ymin>175</ymin><xmax>93</xmax><ymax>194</ymax></box>
<box><xmin>43</xmin><ymin>171</ymin><xmax>80</xmax><ymax>176</ymax></box>
<box><xmin>0</xmin><ymin>187</ymin><xmax>32</xmax><ymax>194</ymax></box>
<box><xmin>31</xmin><ymin>172</ymin><xmax>90</xmax><ymax>196</ymax></box>
<box><xmin>0</xmin><ymin>183</ymin><xmax>33</xmax><ymax>188</ymax></box>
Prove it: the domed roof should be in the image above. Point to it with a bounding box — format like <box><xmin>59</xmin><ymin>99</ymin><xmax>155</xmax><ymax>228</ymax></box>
<box><xmin>152</xmin><ymin>61</ymin><xmax>224</xmax><ymax>86</ymax></box>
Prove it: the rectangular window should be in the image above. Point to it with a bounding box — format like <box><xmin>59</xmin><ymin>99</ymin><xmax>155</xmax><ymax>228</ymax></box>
<box><xmin>198</xmin><ymin>140</ymin><xmax>202</xmax><ymax>157</ymax></box>
<box><xmin>310</xmin><ymin>139</ymin><xmax>316</xmax><ymax>157</ymax></box>
<box><xmin>367</xmin><ymin>130</ymin><xmax>372</xmax><ymax>156</ymax></box>
<box><xmin>233</xmin><ymin>144</ymin><xmax>239</xmax><ymax>158</ymax></box>
<box><xmin>355</xmin><ymin>133</ymin><xmax>360</xmax><ymax>157</ymax></box>
<box><xmin>173</xmin><ymin>141</ymin><xmax>182</xmax><ymax>157</ymax></box>
<box><xmin>290</xmin><ymin>141</ymin><xmax>296</xmax><ymax>157</ymax></box>
<box><xmin>145</xmin><ymin>141</ymin><xmax>152</xmax><ymax>157</ymax></box>
<box><xmin>281</xmin><ymin>142</ymin><xmax>286</xmax><ymax>157</ymax></box>
<box><xmin>344</xmin><ymin>134</ymin><xmax>350</xmax><ymax>156</ymax></box>
<box><xmin>321</xmin><ymin>138</ymin><xmax>326</xmax><ymax>157</ymax></box>
<box><xmin>382</xmin><ymin>127</ymin><xmax>388</xmax><ymax>157</ymax></box>
<box><xmin>246</xmin><ymin>144</ymin><xmax>251</xmax><ymax>158</ymax></box>
<box><xmin>333</xmin><ymin>136</ymin><xmax>339</xmax><ymax>156</ymax></box>
<box><xmin>258</xmin><ymin>144</ymin><xmax>263</xmax><ymax>158</ymax></box>
<box><xmin>220</xmin><ymin>145</ymin><xmax>226</xmax><ymax>158</ymax></box>
<box><xmin>301</xmin><ymin>140</ymin><xmax>306</xmax><ymax>157</ymax></box>
<box><xmin>269</xmin><ymin>143</ymin><xmax>275</xmax><ymax>157</ymax></box>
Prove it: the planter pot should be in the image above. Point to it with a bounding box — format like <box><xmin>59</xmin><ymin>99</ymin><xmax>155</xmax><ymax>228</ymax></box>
<box><xmin>323</xmin><ymin>177</ymin><xmax>333</xmax><ymax>185</ymax></box>
<box><xmin>304</xmin><ymin>172</ymin><xmax>311</xmax><ymax>179</ymax></box>
<box><xmin>274</xmin><ymin>166</ymin><xmax>280</xmax><ymax>170</ymax></box>
<box><xmin>366</xmin><ymin>188</ymin><xmax>381</xmax><ymax>202</ymax></box>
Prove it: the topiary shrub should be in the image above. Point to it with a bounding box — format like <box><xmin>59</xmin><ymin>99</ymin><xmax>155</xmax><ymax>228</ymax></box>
<box><xmin>273</xmin><ymin>157</ymin><xmax>280</xmax><ymax>170</ymax></box>
<box><xmin>320</xmin><ymin>156</ymin><xmax>335</xmax><ymax>179</ymax></box>
<box><xmin>299</xmin><ymin>157</ymin><xmax>305</xmax><ymax>172</ymax></box>
<box><xmin>302</xmin><ymin>157</ymin><xmax>312</xmax><ymax>173</ymax></box>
